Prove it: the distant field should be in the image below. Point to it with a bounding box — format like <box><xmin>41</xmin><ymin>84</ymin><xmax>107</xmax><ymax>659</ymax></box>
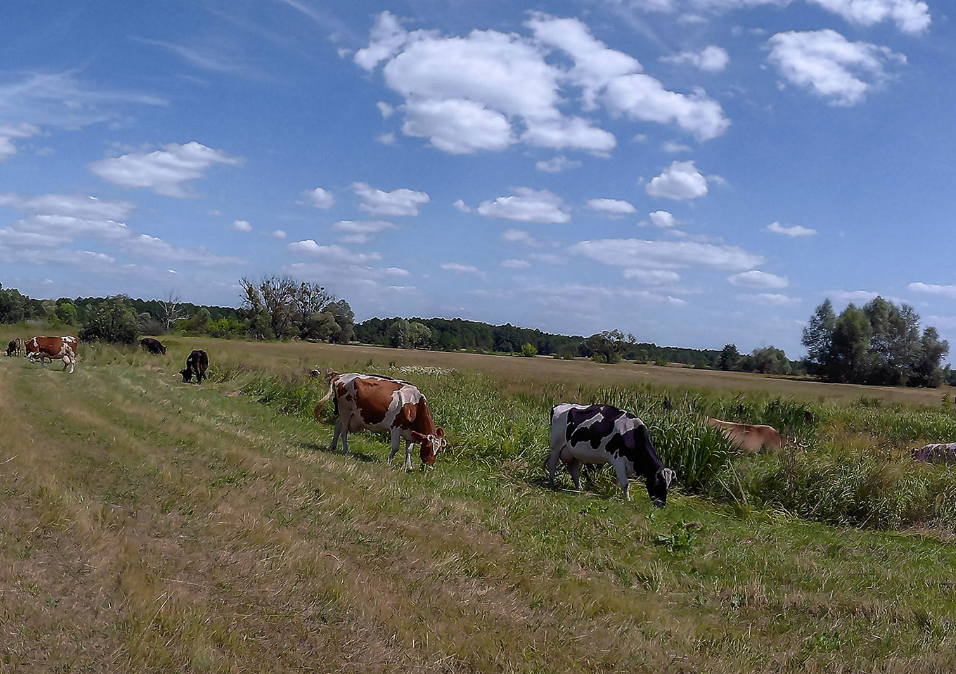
<box><xmin>4</xmin><ymin>335</ymin><xmax>956</xmax><ymax>671</ymax></box>
<box><xmin>4</xmin><ymin>327</ymin><xmax>951</xmax><ymax>406</ymax></box>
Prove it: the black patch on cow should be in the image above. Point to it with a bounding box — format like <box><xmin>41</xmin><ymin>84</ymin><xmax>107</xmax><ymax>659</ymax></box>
<box><xmin>565</xmin><ymin>405</ymin><xmax>624</xmax><ymax>448</ymax></box>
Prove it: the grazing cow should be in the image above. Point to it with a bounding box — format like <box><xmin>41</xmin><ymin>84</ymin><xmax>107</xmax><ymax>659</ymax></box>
<box><xmin>912</xmin><ymin>443</ymin><xmax>956</xmax><ymax>463</ymax></box>
<box><xmin>24</xmin><ymin>335</ymin><xmax>78</xmax><ymax>373</ymax></box>
<box><xmin>6</xmin><ymin>337</ymin><xmax>22</xmax><ymax>357</ymax></box>
<box><xmin>547</xmin><ymin>403</ymin><xmax>676</xmax><ymax>506</ymax></box>
<box><xmin>179</xmin><ymin>349</ymin><xmax>208</xmax><ymax>383</ymax></box>
<box><xmin>314</xmin><ymin>372</ymin><xmax>446</xmax><ymax>470</ymax></box>
<box><xmin>706</xmin><ymin>418</ymin><xmax>783</xmax><ymax>454</ymax></box>
<box><xmin>140</xmin><ymin>337</ymin><xmax>167</xmax><ymax>355</ymax></box>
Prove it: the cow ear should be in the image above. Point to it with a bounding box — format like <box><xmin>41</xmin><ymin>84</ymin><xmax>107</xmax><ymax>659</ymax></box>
<box><xmin>435</xmin><ymin>427</ymin><xmax>445</xmax><ymax>439</ymax></box>
<box><xmin>660</xmin><ymin>468</ymin><xmax>676</xmax><ymax>487</ymax></box>
<box><xmin>410</xmin><ymin>431</ymin><xmax>427</xmax><ymax>443</ymax></box>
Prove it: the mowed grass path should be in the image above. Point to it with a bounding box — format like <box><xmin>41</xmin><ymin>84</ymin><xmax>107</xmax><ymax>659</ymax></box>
<box><xmin>3</xmin><ymin>350</ymin><xmax>956</xmax><ymax>672</ymax></box>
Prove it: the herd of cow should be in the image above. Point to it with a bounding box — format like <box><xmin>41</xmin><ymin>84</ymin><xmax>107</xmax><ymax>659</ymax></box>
<box><xmin>6</xmin><ymin>336</ymin><xmax>956</xmax><ymax>505</ymax></box>
<box><xmin>5</xmin><ymin>335</ymin><xmax>209</xmax><ymax>383</ymax></box>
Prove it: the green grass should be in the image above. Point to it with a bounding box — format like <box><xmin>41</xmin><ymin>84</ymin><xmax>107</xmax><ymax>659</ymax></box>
<box><xmin>6</xmin><ymin>336</ymin><xmax>956</xmax><ymax>671</ymax></box>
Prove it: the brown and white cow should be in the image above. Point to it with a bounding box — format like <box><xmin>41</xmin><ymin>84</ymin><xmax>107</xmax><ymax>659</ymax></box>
<box><xmin>25</xmin><ymin>335</ymin><xmax>78</xmax><ymax>373</ymax></box>
<box><xmin>706</xmin><ymin>417</ymin><xmax>783</xmax><ymax>454</ymax></box>
<box><xmin>6</xmin><ymin>337</ymin><xmax>22</xmax><ymax>357</ymax></box>
<box><xmin>314</xmin><ymin>372</ymin><xmax>446</xmax><ymax>470</ymax></box>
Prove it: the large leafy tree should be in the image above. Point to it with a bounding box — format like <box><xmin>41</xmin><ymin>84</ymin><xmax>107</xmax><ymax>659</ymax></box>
<box><xmin>802</xmin><ymin>299</ymin><xmax>836</xmax><ymax>379</ymax></box>
<box><xmin>802</xmin><ymin>297</ymin><xmax>948</xmax><ymax>387</ymax></box>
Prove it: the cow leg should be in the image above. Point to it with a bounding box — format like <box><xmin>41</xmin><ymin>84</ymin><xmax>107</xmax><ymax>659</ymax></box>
<box><xmin>568</xmin><ymin>459</ymin><xmax>583</xmax><ymax>491</ymax></box>
<box><xmin>330</xmin><ymin>418</ymin><xmax>342</xmax><ymax>452</ymax></box>
<box><xmin>546</xmin><ymin>439</ymin><xmax>565</xmax><ymax>489</ymax></box>
<box><xmin>340</xmin><ymin>428</ymin><xmax>351</xmax><ymax>455</ymax></box>
<box><xmin>387</xmin><ymin>428</ymin><xmax>402</xmax><ymax>464</ymax></box>
<box><xmin>404</xmin><ymin>439</ymin><xmax>414</xmax><ymax>472</ymax></box>
<box><xmin>613</xmin><ymin>460</ymin><xmax>631</xmax><ymax>502</ymax></box>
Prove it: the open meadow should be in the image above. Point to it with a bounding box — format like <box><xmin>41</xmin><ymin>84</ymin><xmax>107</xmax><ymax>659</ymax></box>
<box><xmin>4</xmin><ymin>332</ymin><xmax>956</xmax><ymax>672</ymax></box>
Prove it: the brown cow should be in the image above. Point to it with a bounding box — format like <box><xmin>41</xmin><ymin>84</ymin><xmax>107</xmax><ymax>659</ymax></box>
<box><xmin>6</xmin><ymin>337</ymin><xmax>22</xmax><ymax>357</ymax></box>
<box><xmin>25</xmin><ymin>335</ymin><xmax>78</xmax><ymax>373</ymax></box>
<box><xmin>706</xmin><ymin>417</ymin><xmax>783</xmax><ymax>454</ymax></box>
<box><xmin>314</xmin><ymin>372</ymin><xmax>446</xmax><ymax>470</ymax></box>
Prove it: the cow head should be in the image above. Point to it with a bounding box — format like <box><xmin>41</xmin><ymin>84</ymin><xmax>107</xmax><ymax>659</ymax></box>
<box><xmin>646</xmin><ymin>467</ymin><xmax>676</xmax><ymax>507</ymax></box>
<box><xmin>412</xmin><ymin>427</ymin><xmax>446</xmax><ymax>467</ymax></box>
<box><xmin>160</xmin><ymin>344</ymin><xmax>167</xmax><ymax>355</ymax></box>
<box><xmin>180</xmin><ymin>367</ymin><xmax>193</xmax><ymax>383</ymax></box>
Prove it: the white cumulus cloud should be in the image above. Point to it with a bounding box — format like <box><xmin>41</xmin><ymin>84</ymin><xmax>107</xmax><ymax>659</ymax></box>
<box><xmin>739</xmin><ymin>293</ymin><xmax>801</xmax><ymax>307</ymax></box>
<box><xmin>441</xmin><ymin>262</ymin><xmax>482</xmax><ymax>274</ymax></box>
<box><xmin>230</xmin><ymin>219</ymin><xmax>253</xmax><ymax>232</ymax></box>
<box><xmin>729</xmin><ymin>270</ymin><xmax>789</xmax><ymax>289</ymax></box>
<box><xmin>570</xmin><ymin>238</ymin><xmax>763</xmax><ymax>271</ymax></box>
<box><xmin>353</xmin><ymin>181</ymin><xmax>430</xmax><ymax>217</ymax></box>
<box><xmin>909</xmin><ymin>282</ymin><xmax>956</xmax><ymax>299</ymax></box>
<box><xmin>766</xmin><ymin>29</ymin><xmax>905</xmax><ymax>107</ymax></box>
<box><xmin>766</xmin><ymin>221</ymin><xmax>817</xmax><ymax>237</ymax></box>
<box><xmin>661</xmin><ymin>46</ymin><xmax>730</xmax><ymax>72</ymax></box>
<box><xmin>0</xmin><ymin>124</ymin><xmax>40</xmax><ymax>161</ymax></box>
<box><xmin>89</xmin><ymin>141</ymin><xmax>242</xmax><ymax>197</ymax></box>
<box><xmin>587</xmin><ymin>198</ymin><xmax>636</xmax><ymax>216</ymax></box>
<box><xmin>305</xmin><ymin>187</ymin><xmax>336</xmax><ymax>209</ymax></box>
<box><xmin>646</xmin><ymin>160</ymin><xmax>708</xmax><ymax>200</ymax></box>
<box><xmin>501</xmin><ymin>258</ymin><xmax>532</xmax><ymax>269</ymax></box>
<box><xmin>477</xmin><ymin>188</ymin><xmax>571</xmax><ymax>224</ymax></box>
<box><xmin>648</xmin><ymin>210</ymin><xmax>677</xmax><ymax>228</ymax></box>
<box><xmin>355</xmin><ymin>11</ymin><xmax>728</xmax><ymax>155</ymax></box>
<box><xmin>535</xmin><ymin>155</ymin><xmax>582</xmax><ymax>173</ymax></box>
<box><xmin>287</xmin><ymin>240</ymin><xmax>384</xmax><ymax>265</ymax></box>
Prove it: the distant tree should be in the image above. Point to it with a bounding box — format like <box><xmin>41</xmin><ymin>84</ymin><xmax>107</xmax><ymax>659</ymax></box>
<box><xmin>586</xmin><ymin>331</ymin><xmax>625</xmax><ymax>364</ymax></box>
<box><xmin>718</xmin><ymin>344</ymin><xmax>740</xmax><ymax>371</ymax></box>
<box><xmin>79</xmin><ymin>296</ymin><xmax>139</xmax><ymax>345</ymax></box>
<box><xmin>802</xmin><ymin>299</ymin><xmax>837</xmax><ymax>379</ymax></box>
<box><xmin>911</xmin><ymin>326</ymin><xmax>949</xmax><ymax>387</ymax></box>
<box><xmin>829</xmin><ymin>304</ymin><xmax>872</xmax><ymax>383</ymax></box>
<box><xmin>407</xmin><ymin>321</ymin><xmax>432</xmax><ymax>349</ymax></box>
<box><xmin>520</xmin><ymin>342</ymin><xmax>537</xmax><ymax>357</ymax></box>
<box><xmin>182</xmin><ymin>308</ymin><xmax>212</xmax><ymax>334</ymax></box>
<box><xmin>0</xmin><ymin>284</ymin><xmax>32</xmax><ymax>323</ymax></box>
<box><xmin>387</xmin><ymin>319</ymin><xmax>412</xmax><ymax>348</ymax></box>
<box><xmin>324</xmin><ymin>300</ymin><xmax>355</xmax><ymax>344</ymax></box>
<box><xmin>239</xmin><ymin>276</ymin><xmax>340</xmax><ymax>341</ymax></box>
<box><xmin>55</xmin><ymin>302</ymin><xmax>77</xmax><ymax>325</ymax></box>
<box><xmin>159</xmin><ymin>291</ymin><xmax>187</xmax><ymax>331</ymax></box>
<box><xmin>863</xmin><ymin>297</ymin><xmax>920</xmax><ymax>385</ymax></box>
<box><xmin>751</xmin><ymin>346</ymin><xmax>791</xmax><ymax>375</ymax></box>
<box><xmin>136</xmin><ymin>311</ymin><xmax>165</xmax><ymax>336</ymax></box>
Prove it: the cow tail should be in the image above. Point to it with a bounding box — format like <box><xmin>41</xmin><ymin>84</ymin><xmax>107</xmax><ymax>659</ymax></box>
<box><xmin>314</xmin><ymin>377</ymin><xmax>336</xmax><ymax>420</ymax></box>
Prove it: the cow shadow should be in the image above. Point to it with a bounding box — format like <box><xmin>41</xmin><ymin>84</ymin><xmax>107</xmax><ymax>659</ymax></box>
<box><xmin>296</xmin><ymin>440</ymin><xmax>377</xmax><ymax>463</ymax></box>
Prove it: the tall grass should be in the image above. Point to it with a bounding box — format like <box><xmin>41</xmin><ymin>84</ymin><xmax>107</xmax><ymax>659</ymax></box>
<box><xmin>71</xmin><ymin>341</ymin><xmax>956</xmax><ymax>532</ymax></box>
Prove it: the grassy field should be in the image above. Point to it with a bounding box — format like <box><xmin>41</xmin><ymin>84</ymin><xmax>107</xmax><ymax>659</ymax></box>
<box><xmin>4</xmin><ymin>333</ymin><xmax>956</xmax><ymax>671</ymax></box>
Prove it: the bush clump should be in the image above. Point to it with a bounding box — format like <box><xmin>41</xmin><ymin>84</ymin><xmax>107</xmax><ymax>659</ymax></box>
<box><xmin>78</xmin><ymin>296</ymin><xmax>140</xmax><ymax>345</ymax></box>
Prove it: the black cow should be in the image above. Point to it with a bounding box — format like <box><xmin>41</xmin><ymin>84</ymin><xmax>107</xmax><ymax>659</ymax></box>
<box><xmin>140</xmin><ymin>337</ymin><xmax>167</xmax><ymax>355</ymax></box>
<box><xmin>547</xmin><ymin>403</ymin><xmax>675</xmax><ymax>506</ymax></box>
<box><xmin>180</xmin><ymin>349</ymin><xmax>208</xmax><ymax>383</ymax></box>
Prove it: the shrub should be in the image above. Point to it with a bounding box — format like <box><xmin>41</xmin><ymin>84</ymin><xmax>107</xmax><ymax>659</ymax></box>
<box><xmin>78</xmin><ymin>296</ymin><xmax>139</xmax><ymax>345</ymax></box>
<box><xmin>521</xmin><ymin>343</ymin><xmax>537</xmax><ymax>358</ymax></box>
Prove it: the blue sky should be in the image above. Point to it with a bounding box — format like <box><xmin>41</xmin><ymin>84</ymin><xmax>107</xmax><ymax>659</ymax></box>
<box><xmin>0</xmin><ymin>0</ymin><xmax>953</xmax><ymax>358</ymax></box>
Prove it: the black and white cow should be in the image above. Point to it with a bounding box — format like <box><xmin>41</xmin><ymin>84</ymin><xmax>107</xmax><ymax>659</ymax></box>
<box><xmin>547</xmin><ymin>403</ymin><xmax>676</xmax><ymax>506</ymax></box>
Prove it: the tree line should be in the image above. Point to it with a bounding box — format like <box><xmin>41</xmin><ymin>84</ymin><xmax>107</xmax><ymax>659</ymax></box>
<box><xmin>2</xmin><ymin>281</ymin><xmax>952</xmax><ymax>387</ymax></box>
